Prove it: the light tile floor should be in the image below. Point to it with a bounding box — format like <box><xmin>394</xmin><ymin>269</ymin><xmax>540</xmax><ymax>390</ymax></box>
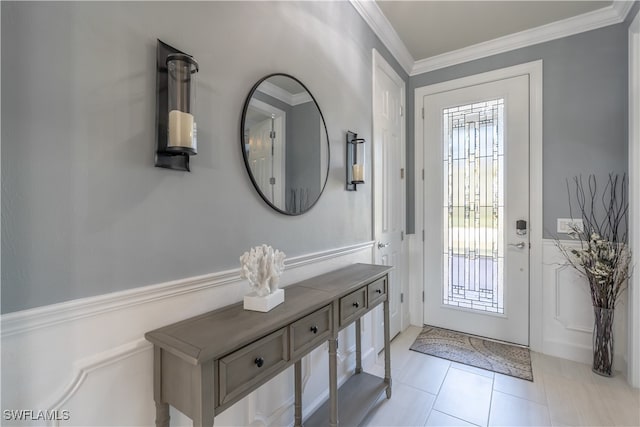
<box><xmin>361</xmin><ymin>326</ymin><xmax>640</xmax><ymax>426</ymax></box>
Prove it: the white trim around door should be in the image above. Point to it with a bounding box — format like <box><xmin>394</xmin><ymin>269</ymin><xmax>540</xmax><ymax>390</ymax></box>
<box><xmin>628</xmin><ymin>10</ymin><xmax>640</xmax><ymax>389</ymax></box>
<box><xmin>413</xmin><ymin>60</ymin><xmax>543</xmax><ymax>350</ymax></box>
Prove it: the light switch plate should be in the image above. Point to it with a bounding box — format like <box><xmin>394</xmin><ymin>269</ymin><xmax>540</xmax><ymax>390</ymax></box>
<box><xmin>557</xmin><ymin>218</ymin><xmax>584</xmax><ymax>234</ymax></box>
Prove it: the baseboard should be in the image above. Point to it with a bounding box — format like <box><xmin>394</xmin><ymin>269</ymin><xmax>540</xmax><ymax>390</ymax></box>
<box><xmin>543</xmin><ymin>338</ymin><xmax>627</xmax><ymax>376</ymax></box>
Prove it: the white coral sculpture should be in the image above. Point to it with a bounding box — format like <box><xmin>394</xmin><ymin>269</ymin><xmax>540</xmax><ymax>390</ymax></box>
<box><xmin>239</xmin><ymin>245</ymin><xmax>286</xmax><ymax>297</ymax></box>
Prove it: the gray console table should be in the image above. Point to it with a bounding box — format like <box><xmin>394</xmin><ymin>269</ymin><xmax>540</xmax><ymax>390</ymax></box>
<box><xmin>145</xmin><ymin>263</ymin><xmax>393</xmax><ymax>427</ymax></box>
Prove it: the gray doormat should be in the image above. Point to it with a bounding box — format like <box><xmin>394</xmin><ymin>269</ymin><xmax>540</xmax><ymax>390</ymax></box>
<box><xmin>410</xmin><ymin>325</ymin><xmax>533</xmax><ymax>381</ymax></box>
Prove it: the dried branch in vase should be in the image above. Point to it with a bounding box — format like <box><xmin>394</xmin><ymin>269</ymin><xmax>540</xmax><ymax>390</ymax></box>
<box><xmin>555</xmin><ymin>174</ymin><xmax>632</xmax><ymax>310</ymax></box>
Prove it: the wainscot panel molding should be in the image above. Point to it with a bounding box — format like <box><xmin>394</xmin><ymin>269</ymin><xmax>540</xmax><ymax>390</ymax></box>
<box><xmin>1</xmin><ymin>242</ymin><xmax>377</xmax><ymax>427</ymax></box>
<box><xmin>542</xmin><ymin>239</ymin><xmax>628</xmax><ymax>373</ymax></box>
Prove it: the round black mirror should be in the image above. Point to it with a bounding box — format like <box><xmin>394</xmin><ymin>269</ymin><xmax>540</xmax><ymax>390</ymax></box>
<box><xmin>241</xmin><ymin>74</ymin><xmax>330</xmax><ymax>215</ymax></box>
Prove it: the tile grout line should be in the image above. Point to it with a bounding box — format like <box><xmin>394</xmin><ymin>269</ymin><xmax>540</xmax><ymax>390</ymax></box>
<box><xmin>486</xmin><ymin>373</ymin><xmax>495</xmax><ymax>427</ymax></box>
<box><xmin>427</xmin><ymin>410</ymin><xmax>483</xmax><ymax>427</ymax></box>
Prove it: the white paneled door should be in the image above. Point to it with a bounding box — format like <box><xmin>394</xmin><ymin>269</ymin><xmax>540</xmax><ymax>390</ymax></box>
<box><xmin>373</xmin><ymin>50</ymin><xmax>406</xmax><ymax>349</ymax></box>
<box><xmin>422</xmin><ymin>75</ymin><xmax>530</xmax><ymax>345</ymax></box>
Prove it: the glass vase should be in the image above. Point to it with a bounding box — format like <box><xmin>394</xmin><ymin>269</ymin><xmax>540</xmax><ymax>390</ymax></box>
<box><xmin>592</xmin><ymin>306</ymin><xmax>614</xmax><ymax>377</ymax></box>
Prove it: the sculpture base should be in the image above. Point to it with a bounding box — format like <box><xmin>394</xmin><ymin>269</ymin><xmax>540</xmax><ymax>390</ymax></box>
<box><xmin>243</xmin><ymin>289</ymin><xmax>284</xmax><ymax>312</ymax></box>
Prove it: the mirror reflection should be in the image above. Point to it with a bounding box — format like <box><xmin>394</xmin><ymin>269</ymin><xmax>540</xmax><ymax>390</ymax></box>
<box><xmin>241</xmin><ymin>74</ymin><xmax>329</xmax><ymax>215</ymax></box>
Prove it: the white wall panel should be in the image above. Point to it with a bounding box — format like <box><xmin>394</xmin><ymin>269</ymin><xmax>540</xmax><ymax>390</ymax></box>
<box><xmin>542</xmin><ymin>240</ymin><xmax>627</xmax><ymax>372</ymax></box>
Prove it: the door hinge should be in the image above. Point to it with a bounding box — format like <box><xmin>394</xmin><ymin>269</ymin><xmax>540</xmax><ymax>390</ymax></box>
<box><xmin>400</xmin><ymin>168</ymin><xmax>405</xmax><ymax>179</ymax></box>
<box><xmin>422</xmin><ymin>230</ymin><xmax>425</xmax><ymax>241</ymax></box>
<box><xmin>422</xmin><ymin>107</ymin><xmax>424</xmax><ymax>119</ymax></box>
<box><xmin>400</xmin><ymin>105</ymin><xmax>404</xmax><ymax>117</ymax></box>
<box><xmin>401</xmin><ymin>293</ymin><xmax>404</xmax><ymax>303</ymax></box>
<box><xmin>401</xmin><ymin>230</ymin><xmax>404</xmax><ymax>241</ymax></box>
<box><xmin>269</xmin><ymin>177</ymin><xmax>276</xmax><ymax>185</ymax></box>
<box><xmin>422</xmin><ymin>291</ymin><xmax>425</xmax><ymax>302</ymax></box>
<box><xmin>422</xmin><ymin>169</ymin><xmax>425</xmax><ymax>180</ymax></box>
<box><xmin>270</xmin><ymin>130</ymin><xmax>276</xmax><ymax>139</ymax></box>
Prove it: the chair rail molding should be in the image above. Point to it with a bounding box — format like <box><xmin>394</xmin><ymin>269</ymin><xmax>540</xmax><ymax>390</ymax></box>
<box><xmin>1</xmin><ymin>242</ymin><xmax>377</xmax><ymax>427</ymax></box>
<box><xmin>1</xmin><ymin>241</ymin><xmax>375</xmax><ymax>338</ymax></box>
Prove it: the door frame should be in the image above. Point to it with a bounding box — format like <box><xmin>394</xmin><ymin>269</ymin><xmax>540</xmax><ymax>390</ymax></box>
<box><xmin>413</xmin><ymin>60</ymin><xmax>543</xmax><ymax>350</ymax></box>
<box><xmin>372</xmin><ymin>48</ymin><xmax>408</xmax><ymax>336</ymax></box>
<box><xmin>246</xmin><ymin>98</ymin><xmax>287</xmax><ymax>206</ymax></box>
<box><xmin>628</xmin><ymin>10</ymin><xmax>640</xmax><ymax>388</ymax></box>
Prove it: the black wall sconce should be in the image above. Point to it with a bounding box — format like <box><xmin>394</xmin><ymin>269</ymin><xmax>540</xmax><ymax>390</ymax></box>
<box><xmin>346</xmin><ymin>131</ymin><xmax>365</xmax><ymax>191</ymax></box>
<box><xmin>155</xmin><ymin>40</ymin><xmax>199</xmax><ymax>171</ymax></box>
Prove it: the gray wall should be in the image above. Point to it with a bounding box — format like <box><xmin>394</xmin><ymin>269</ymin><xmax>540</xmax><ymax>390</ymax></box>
<box><xmin>407</xmin><ymin>22</ymin><xmax>629</xmax><ymax>237</ymax></box>
<box><xmin>1</xmin><ymin>1</ymin><xmax>408</xmax><ymax>313</ymax></box>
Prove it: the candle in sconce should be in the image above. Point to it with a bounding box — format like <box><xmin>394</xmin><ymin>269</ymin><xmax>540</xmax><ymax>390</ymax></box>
<box><xmin>352</xmin><ymin>164</ymin><xmax>364</xmax><ymax>182</ymax></box>
<box><xmin>168</xmin><ymin>110</ymin><xmax>197</xmax><ymax>151</ymax></box>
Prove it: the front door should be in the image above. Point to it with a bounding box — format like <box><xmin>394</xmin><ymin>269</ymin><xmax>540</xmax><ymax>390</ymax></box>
<box><xmin>422</xmin><ymin>75</ymin><xmax>530</xmax><ymax>345</ymax></box>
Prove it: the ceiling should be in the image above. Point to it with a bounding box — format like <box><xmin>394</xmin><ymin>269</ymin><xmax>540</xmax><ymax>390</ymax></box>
<box><xmin>366</xmin><ymin>0</ymin><xmax>630</xmax><ymax>73</ymax></box>
<box><xmin>376</xmin><ymin>1</ymin><xmax>611</xmax><ymax>60</ymax></box>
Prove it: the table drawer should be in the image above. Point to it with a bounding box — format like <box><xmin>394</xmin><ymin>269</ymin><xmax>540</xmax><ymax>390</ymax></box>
<box><xmin>339</xmin><ymin>287</ymin><xmax>367</xmax><ymax>327</ymax></box>
<box><xmin>218</xmin><ymin>328</ymin><xmax>288</xmax><ymax>406</ymax></box>
<box><xmin>290</xmin><ymin>305</ymin><xmax>332</xmax><ymax>359</ymax></box>
<box><xmin>367</xmin><ymin>277</ymin><xmax>387</xmax><ymax>306</ymax></box>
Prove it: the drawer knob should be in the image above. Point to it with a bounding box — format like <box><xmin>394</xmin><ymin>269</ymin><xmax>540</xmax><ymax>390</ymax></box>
<box><xmin>254</xmin><ymin>357</ymin><xmax>264</xmax><ymax>368</ymax></box>
<box><xmin>352</xmin><ymin>302</ymin><xmax>360</xmax><ymax>308</ymax></box>
<box><xmin>376</xmin><ymin>289</ymin><xmax>382</xmax><ymax>294</ymax></box>
<box><xmin>310</xmin><ymin>325</ymin><xmax>319</xmax><ymax>334</ymax></box>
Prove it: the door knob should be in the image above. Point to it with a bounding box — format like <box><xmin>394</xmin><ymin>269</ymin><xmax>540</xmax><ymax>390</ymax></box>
<box><xmin>377</xmin><ymin>242</ymin><xmax>390</xmax><ymax>249</ymax></box>
<box><xmin>509</xmin><ymin>242</ymin><xmax>527</xmax><ymax>249</ymax></box>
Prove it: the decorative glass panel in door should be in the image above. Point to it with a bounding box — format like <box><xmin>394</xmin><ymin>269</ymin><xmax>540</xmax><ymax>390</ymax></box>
<box><xmin>443</xmin><ymin>99</ymin><xmax>504</xmax><ymax>314</ymax></box>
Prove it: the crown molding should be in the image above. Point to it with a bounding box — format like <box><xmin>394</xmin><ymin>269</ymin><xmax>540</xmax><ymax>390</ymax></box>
<box><xmin>411</xmin><ymin>1</ymin><xmax>635</xmax><ymax>76</ymax></box>
<box><xmin>350</xmin><ymin>0</ymin><xmax>414</xmax><ymax>75</ymax></box>
<box><xmin>258</xmin><ymin>81</ymin><xmax>312</xmax><ymax>106</ymax></box>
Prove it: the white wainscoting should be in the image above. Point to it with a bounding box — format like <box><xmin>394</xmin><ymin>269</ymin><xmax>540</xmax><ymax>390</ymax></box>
<box><xmin>1</xmin><ymin>242</ymin><xmax>378</xmax><ymax>427</ymax></box>
<box><xmin>542</xmin><ymin>239</ymin><xmax>628</xmax><ymax>373</ymax></box>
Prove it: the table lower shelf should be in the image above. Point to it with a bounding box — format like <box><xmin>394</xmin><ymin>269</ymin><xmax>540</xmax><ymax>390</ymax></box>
<box><xmin>304</xmin><ymin>372</ymin><xmax>388</xmax><ymax>427</ymax></box>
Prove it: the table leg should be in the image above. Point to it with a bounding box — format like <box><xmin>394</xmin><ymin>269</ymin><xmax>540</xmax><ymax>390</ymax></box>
<box><xmin>294</xmin><ymin>360</ymin><xmax>302</xmax><ymax>427</ymax></box>
<box><xmin>192</xmin><ymin>361</ymin><xmax>215</xmax><ymax>427</ymax></box>
<box><xmin>355</xmin><ymin>318</ymin><xmax>362</xmax><ymax>374</ymax></box>
<box><xmin>154</xmin><ymin>347</ymin><xmax>171</xmax><ymax>427</ymax></box>
<box><xmin>383</xmin><ymin>296</ymin><xmax>392</xmax><ymax>399</ymax></box>
<box><xmin>155</xmin><ymin>402</ymin><xmax>170</xmax><ymax>427</ymax></box>
<box><xmin>329</xmin><ymin>338</ymin><xmax>338</xmax><ymax>427</ymax></box>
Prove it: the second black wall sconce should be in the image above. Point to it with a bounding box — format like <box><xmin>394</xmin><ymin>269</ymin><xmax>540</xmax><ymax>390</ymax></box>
<box><xmin>346</xmin><ymin>131</ymin><xmax>365</xmax><ymax>191</ymax></box>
